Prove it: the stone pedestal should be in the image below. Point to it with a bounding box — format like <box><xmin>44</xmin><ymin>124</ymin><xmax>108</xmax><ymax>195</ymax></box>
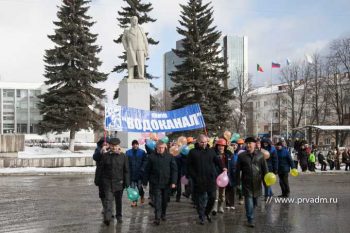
<box><xmin>118</xmin><ymin>78</ymin><xmax>150</xmax><ymax>148</ymax></box>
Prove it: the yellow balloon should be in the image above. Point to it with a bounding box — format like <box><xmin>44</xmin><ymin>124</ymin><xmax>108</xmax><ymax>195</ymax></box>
<box><xmin>290</xmin><ymin>168</ymin><xmax>299</xmax><ymax>177</ymax></box>
<box><xmin>188</xmin><ymin>144</ymin><xmax>195</xmax><ymax>150</ymax></box>
<box><xmin>264</xmin><ymin>172</ymin><xmax>276</xmax><ymax>186</ymax></box>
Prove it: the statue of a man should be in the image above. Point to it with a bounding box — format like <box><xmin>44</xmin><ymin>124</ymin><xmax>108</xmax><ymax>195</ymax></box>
<box><xmin>122</xmin><ymin>16</ymin><xmax>149</xmax><ymax>79</ymax></box>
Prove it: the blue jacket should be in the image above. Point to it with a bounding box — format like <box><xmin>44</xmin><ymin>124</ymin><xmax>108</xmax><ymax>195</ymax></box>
<box><xmin>126</xmin><ymin>148</ymin><xmax>147</xmax><ymax>181</ymax></box>
<box><xmin>277</xmin><ymin>147</ymin><xmax>294</xmax><ymax>174</ymax></box>
<box><xmin>263</xmin><ymin>145</ymin><xmax>278</xmax><ymax>173</ymax></box>
<box><xmin>228</xmin><ymin>152</ymin><xmax>238</xmax><ymax>187</ymax></box>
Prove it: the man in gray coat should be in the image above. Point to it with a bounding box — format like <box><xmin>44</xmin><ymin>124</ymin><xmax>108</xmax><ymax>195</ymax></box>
<box><xmin>101</xmin><ymin>138</ymin><xmax>129</xmax><ymax>225</ymax></box>
<box><xmin>122</xmin><ymin>16</ymin><xmax>149</xmax><ymax>79</ymax></box>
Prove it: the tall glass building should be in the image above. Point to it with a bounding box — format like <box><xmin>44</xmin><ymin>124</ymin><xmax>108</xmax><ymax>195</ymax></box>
<box><xmin>163</xmin><ymin>40</ymin><xmax>184</xmax><ymax>110</ymax></box>
<box><xmin>0</xmin><ymin>82</ymin><xmax>44</xmax><ymax>134</ymax></box>
<box><xmin>222</xmin><ymin>35</ymin><xmax>248</xmax><ymax>91</ymax></box>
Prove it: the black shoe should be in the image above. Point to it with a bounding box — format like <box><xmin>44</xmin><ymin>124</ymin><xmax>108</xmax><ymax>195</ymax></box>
<box><xmin>278</xmin><ymin>195</ymin><xmax>285</xmax><ymax>198</ymax></box>
<box><xmin>116</xmin><ymin>217</ymin><xmax>123</xmax><ymax>223</ymax></box>
<box><xmin>247</xmin><ymin>221</ymin><xmax>255</xmax><ymax>228</ymax></box>
<box><xmin>206</xmin><ymin>214</ymin><xmax>212</xmax><ymax>223</ymax></box>
<box><xmin>103</xmin><ymin>220</ymin><xmax>110</xmax><ymax>226</ymax></box>
<box><xmin>211</xmin><ymin>210</ymin><xmax>217</xmax><ymax>216</ymax></box>
<box><xmin>182</xmin><ymin>192</ymin><xmax>190</xmax><ymax>198</ymax></box>
<box><xmin>149</xmin><ymin>202</ymin><xmax>154</xmax><ymax>207</ymax></box>
<box><xmin>161</xmin><ymin>216</ymin><xmax>167</xmax><ymax>221</ymax></box>
<box><xmin>176</xmin><ymin>197</ymin><xmax>180</xmax><ymax>202</ymax></box>
<box><xmin>153</xmin><ymin>219</ymin><xmax>160</xmax><ymax>225</ymax></box>
<box><xmin>111</xmin><ymin>215</ymin><xmax>115</xmax><ymax>218</ymax></box>
<box><xmin>199</xmin><ymin>217</ymin><xmax>205</xmax><ymax>225</ymax></box>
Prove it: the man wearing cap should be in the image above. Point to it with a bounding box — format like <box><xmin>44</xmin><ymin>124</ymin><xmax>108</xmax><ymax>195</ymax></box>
<box><xmin>100</xmin><ymin>138</ymin><xmax>130</xmax><ymax>225</ymax></box>
<box><xmin>143</xmin><ymin>141</ymin><xmax>177</xmax><ymax>225</ymax></box>
<box><xmin>236</xmin><ymin>137</ymin><xmax>268</xmax><ymax>228</ymax></box>
<box><xmin>126</xmin><ymin>140</ymin><xmax>147</xmax><ymax>207</ymax></box>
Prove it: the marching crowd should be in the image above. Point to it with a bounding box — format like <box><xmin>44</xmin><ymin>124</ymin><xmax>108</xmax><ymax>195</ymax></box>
<box><xmin>92</xmin><ymin>135</ymin><xmax>350</xmax><ymax>228</ymax></box>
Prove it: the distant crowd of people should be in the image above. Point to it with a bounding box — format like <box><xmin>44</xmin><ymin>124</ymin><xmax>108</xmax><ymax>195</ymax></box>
<box><xmin>92</xmin><ymin>135</ymin><xmax>349</xmax><ymax>228</ymax></box>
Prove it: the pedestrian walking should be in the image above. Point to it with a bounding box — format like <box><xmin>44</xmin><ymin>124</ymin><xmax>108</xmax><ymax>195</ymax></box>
<box><xmin>100</xmin><ymin>138</ymin><xmax>129</xmax><ymax>225</ymax></box>
<box><xmin>142</xmin><ymin>141</ymin><xmax>177</xmax><ymax>226</ymax></box>
<box><xmin>276</xmin><ymin>141</ymin><xmax>294</xmax><ymax>197</ymax></box>
<box><xmin>236</xmin><ymin>137</ymin><xmax>268</xmax><ymax>228</ymax></box>
<box><xmin>187</xmin><ymin>134</ymin><xmax>224</xmax><ymax>225</ymax></box>
<box><xmin>126</xmin><ymin>140</ymin><xmax>147</xmax><ymax>207</ymax></box>
<box><xmin>261</xmin><ymin>138</ymin><xmax>278</xmax><ymax>200</ymax></box>
<box><xmin>92</xmin><ymin>137</ymin><xmax>109</xmax><ymax>214</ymax></box>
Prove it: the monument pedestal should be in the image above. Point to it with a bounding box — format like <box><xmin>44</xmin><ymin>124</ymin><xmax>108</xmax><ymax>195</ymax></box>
<box><xmin>118</xmin><ymin>78</ymin><xmax>150</xmax><ymax>148</ymax></box>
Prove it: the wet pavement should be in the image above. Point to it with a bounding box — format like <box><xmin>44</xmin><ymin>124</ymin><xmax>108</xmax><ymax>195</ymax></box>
<box><xmin>0</xmin><ymin>173</ymin><xmax>349</xmax><ymax>233</ymax></box>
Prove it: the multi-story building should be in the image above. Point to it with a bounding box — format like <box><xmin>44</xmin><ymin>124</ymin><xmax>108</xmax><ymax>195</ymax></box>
<box><xmin>0</xmin><ymin>82</ymin><xmax>44</xmax><ymax>134</ymax></box>
<box><xmin>246</xmin><ymin>80</ymin><xmax>350</xmax><ymax>147</ymax></box>
<box><xmin>0</xmin><ymin>82</ymin><xmax>95</xmax><ymax>143</ymax></box>
<box><xmin>222</xmin><ymin>35</ymin><xmax>248</xmax><ymax>92</ymax></box>
<box><xmin>163</xmin><ymin>40</ymin><xmax>184</xmax><ymax>110</ymax></box>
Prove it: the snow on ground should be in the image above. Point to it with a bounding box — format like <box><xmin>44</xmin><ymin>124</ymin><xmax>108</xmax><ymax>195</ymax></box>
<box><xmin>0</xmin><ymin>166</ymin><xmax>95</xmax><ymax>174</ymax></box>
<box><xmin>18</xmin><ymin>146</ymin><xmax>94</xmax><ymax>158</ymax></box>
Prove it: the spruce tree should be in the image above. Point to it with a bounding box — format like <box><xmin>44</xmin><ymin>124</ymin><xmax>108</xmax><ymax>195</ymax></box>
<box><xmin>113</xmin><ymin>0</ymin><xmax>159</xmax><ymax>99</ymax></box>
<box><xmin>39</xmin><ymin>0</ymin><xmax>107</xmax><ymax>151</ymax></box>
<box><xmin>170</xmin><ymin>0</ymin><xmax>234</xmax><ymax>135</ymax></box>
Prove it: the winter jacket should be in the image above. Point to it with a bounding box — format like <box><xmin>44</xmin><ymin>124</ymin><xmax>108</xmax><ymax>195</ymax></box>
<box><xmin>308</xmin><ymin>153</ymin><xmax>316</xmax><ymax>163</ymax></box>
<box><xmin>228</xmin><ymin>152</ymin><xmax>238</xmax><ymax>187</ymax></box>
<box><xmin>277</xmin><ymin>147</ymin><xmax>294</xmax><ymax>174</ymax></box>
<box><xmin>262</xmin><ymin>142</ymin><xmax>278</xmax><ymax>174</ymax></box>
<box><xmin>142</xmin><ymin>151</ymin><xmax>178</xmax><ymax>189</ymax></box>
<box><xmin>101</xmin><ymin>151</ymin><xmax>130</xmax><ymax>192</ymax></box>
<box><xmin>318</xmin><ymin>152</ymin><xmax>326</xmax><ymax>162</ymax></box>
<box><xmin>93</xmin><ymin>145</ymin><xmax>104</xmax><ymax>186</ymax></box>
<box><xmin>236</xmin><ymin>150</ymin><xmax>268</xmax><ymax>198</ymax></box>
<box><xmin>187</xmin><ymin>144</ymin><xmax>223</xmax><ymax>193</ymax></box>
<box><xmin>126</xmin><ymin>148</ymin><xmax>147</xmax><ymax>181</ymax></box>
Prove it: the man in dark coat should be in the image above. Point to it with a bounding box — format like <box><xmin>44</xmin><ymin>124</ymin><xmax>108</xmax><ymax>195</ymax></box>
<box><xmin>126</xmin><ymin>139</ymin><xmax>147</xmax><ymax>207</ymax></box>
<box><xmin>92</xmin><ymin>137</ymin><xmax>109</xmax><ymax>214</ymax></box>
<box><xmin>143</xmin><ymin>141</ymin><xmax>177</xmax><ymax>225</ymax></box>
<box><xmin>187</xmin><ymin>134</ymin><xmax>224</xmax><ymax>225</ymax></box>
<box><xmin>236</xmin><ymin>137</ymin><xmax>268</xmax><ymax>228</ymax></box>
<box><xmin>100</xmin><ymin>138</ymin><xmax>130</xmax><ymax>225</ymax></box>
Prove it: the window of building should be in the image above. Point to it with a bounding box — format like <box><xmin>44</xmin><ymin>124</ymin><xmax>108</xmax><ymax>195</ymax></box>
<box><xmin>17</xmin><ymin>124</ymin><xmax>28</xmax><ymax>133</ymax></box>
<box><xmin>324</xmin><ymin>138</ymin><xmax>331</xmax><ymax>145</ymax></box>
<box><xmin>275</xmin><ymin>112</ymin><xmax>278</xmax><ymax>118</ymax></box>
<box><xmin>264</xmin><ymin>101</ymin><xmax>268</xmax><ymax>106</ymax></box>
<box><xmin>3</xmin><ymin>90</ymin><xmax>14</xmax><ymax>98</ymax></box>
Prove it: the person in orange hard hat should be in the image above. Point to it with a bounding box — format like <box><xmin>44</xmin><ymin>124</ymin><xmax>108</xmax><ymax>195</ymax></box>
<box><xmin>187</xmin><ymin>137</ymin><xmax>195</xmax><ymax>144</ymax></box>
<box><xmin>237</xmin><ymin>139</ymin><xmax>245</xmax><ymax>145</ymax></box>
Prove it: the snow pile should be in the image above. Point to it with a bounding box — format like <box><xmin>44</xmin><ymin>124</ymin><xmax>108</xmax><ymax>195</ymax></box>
<box><xmin>0</xmin><ymin>167</ymin><xmax>95</xmax><ymax>174</ymax></box>
<box><xmin>18</xmin><ymin>146</ymin><xmax>94</xmax><ymax>159</ymax></box>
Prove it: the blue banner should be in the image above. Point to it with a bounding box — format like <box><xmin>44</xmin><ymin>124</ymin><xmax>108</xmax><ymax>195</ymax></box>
<box><xmin>104</xmin><ymin>104</ymin><xmax>206</xmax><ymax>132</ymax></box>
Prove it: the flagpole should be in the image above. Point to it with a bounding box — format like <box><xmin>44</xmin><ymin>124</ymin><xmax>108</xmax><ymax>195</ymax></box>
<box><xmin>270</xmin><ymin>65</ymin><xmax>273</xmax><ymax>141</ymax></box>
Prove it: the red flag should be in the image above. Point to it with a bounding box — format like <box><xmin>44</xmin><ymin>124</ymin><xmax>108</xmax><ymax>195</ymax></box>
<box><xmin>257</xmin><ymin>64</ymin><xmax>264</xmax><ymax>72</ymax></box>
<box><xmin>272</xmin><ymin>62</ymin><xmax>281</xmax><ymax>68</ymax></box>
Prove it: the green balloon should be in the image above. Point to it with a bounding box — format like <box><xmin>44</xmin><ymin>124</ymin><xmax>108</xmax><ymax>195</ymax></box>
<box><xmin>264</xmin><ymin>172</ymin><xmax>276</xmax><ymax>186</ymax></box>
<box><xmin>127</xmin><ymin>188</ymin><xmax>140</xmax><ymax>201</ymax></box>
<box><xmin>160</xmin><ymin>136</ymin><xmax>169</xmax><ymax>144</ymax></box>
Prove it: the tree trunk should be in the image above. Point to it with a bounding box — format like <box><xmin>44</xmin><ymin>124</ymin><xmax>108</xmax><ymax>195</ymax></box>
<box><xmin>69</xmin><ymin>130</ymin><xmax>76</xmax><ymax>152</ymax></box>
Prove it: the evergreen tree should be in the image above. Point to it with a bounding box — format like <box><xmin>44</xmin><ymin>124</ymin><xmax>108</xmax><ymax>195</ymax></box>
<box><xmin>39</xmin><ymin>0</ymin><xmax>107</xmax><ymax>151</ymax></box>
<box><xmin>170</xmin><ymin>0</ymin><xmax>234</xmax><ymax>135</ymax></box>
<box><xmin>113</xmin><ymin>0</ymin><xmax>159</xmax><ymax>99</ymax></box>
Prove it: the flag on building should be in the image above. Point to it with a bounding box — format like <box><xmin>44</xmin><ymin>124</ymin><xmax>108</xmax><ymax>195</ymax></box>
<box><xmin>257</xmin><ymin>64</ymin><xmax>264</xmax><ymax>72</ymax></box>
<box><xmin>305</xmin><ymin>54</ymin><xmax>313</xmax><ymax>64</ymax></box>
<box><xmin>272</xmin><ymin>62</ymin><xmax>281</xmax><ymax>68</ymax></box>
<box><xmin>286</xmin><ymin>58</ymin><xmax>291</xmax><ymax>65</ymax></box>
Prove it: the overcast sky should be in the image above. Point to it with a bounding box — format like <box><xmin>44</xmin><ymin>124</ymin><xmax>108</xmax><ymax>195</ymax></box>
<box><xmin>0</xmin><ymin>0</ymin><xmax>349</xmax><ymax>100</ymax></box>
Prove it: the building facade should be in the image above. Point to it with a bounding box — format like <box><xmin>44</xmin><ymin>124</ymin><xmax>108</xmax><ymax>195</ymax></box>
<box><xmin>222</xmin><ymin>35</ymin><xmax>248</xmax><ymax>91</ymax></box>
<box><xmin>163</xmin><ymin>40</ymin><xmax>184</xmax><ymax>110</ymax></box>
<box><xmin>0</xmin><ymin>82</ymin><xmax>44</xmax><ymax>134</ymax></box>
